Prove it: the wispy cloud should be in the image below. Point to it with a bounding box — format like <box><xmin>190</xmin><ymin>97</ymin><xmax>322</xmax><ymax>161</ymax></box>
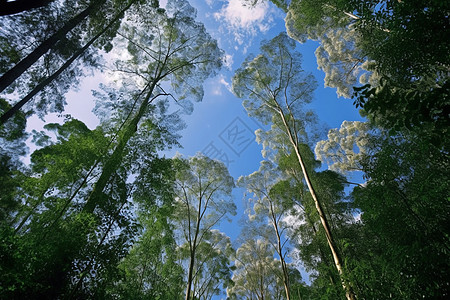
<box><xmin>219</xmin><ymin>74</ymin><xmax>232</xmax><ymax>92</ymax></box>
<box><xmin>210</xmin><ymin>74</ymin><xmax>232</xmax><ymax>96</ymax></box>
<box><xmin>213</xmin><ymin>0</ymin><xmax>275</xmax><ymax>46</ymax></box>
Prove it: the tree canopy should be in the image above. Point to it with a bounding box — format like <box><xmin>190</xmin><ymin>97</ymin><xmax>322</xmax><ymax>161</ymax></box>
<box><xmin>0</xmin><ymin>0</ymin><xmax>448</xmax><ymax>299</ymax></box>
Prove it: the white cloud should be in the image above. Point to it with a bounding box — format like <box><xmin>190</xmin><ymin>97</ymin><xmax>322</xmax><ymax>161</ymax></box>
<box><xmin>215</xmin><ymin>0</ymin><xmax>268</xmax><ymax>29</ymax></box>
<box><xmin>213</xmin><ymin>0</ymin><xmax>274</xmax><ymax>45</ymax></box>
<box><xmin>219</xmin><ymin>74</ymin><xmax>231</xmax><ymax>92</ymax></box>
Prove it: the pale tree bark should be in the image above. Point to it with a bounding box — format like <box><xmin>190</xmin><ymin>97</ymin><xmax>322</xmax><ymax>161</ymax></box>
<box><xmin>233</xmin><ymin>31</ymin><xmax>356</xmax><ymax>300</ymax></box>
<box><xmin>268</xmin><ymin>201</ymin><xmax>291</xmax><ymax>300</ymax></box>
<box><xmin>182</xmin><ymin>175</ymin><xmax>225</xmax><ymax>300</ymax></box>
<box><xmin>276</xmin><ymin>106</ymin><xmax>356</xmax><ymax>300</ymax></box>
<box><xmin>292</xmin><ymin>177</ymin><xmax>340</xmax><ymax>287</ymax></box>
<box><xmin>239</xmin><ymin>166</ymin><xmax>295</xmax><ymax>300</ymax></box>
<box><xmin>267</xmin><ymin>43</ymin><xmax>356</xmax><ymax>299</ymax></box>
<box><xmin>184</xmin><ymin>190</ymin><xmax>202</xmax><ymax>300</ymax></box>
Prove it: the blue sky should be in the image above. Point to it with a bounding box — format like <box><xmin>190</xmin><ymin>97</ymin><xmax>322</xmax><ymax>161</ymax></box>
<box><xmin>25</xmin><ymin>0</ymin><xmax>364</xmax><ymax>293</ymax></box>
<box><xmin>168</xmin><ymin>0</ymin><xmax>363</xmax><ymax>170</ymax></box>
<box><xmin>166</xmin><ymin>0</ymin><xmax>364</xmax><ymax>241</ymax></box>
<box><xmin>26</xmin><ymin>0</ymin><xmax>364</xmax><ymax>241</ymax></box>
<box><xmin>27</xmin><ymin>0</ymin><xmax>363</xmax><ymax>172</ymax></box>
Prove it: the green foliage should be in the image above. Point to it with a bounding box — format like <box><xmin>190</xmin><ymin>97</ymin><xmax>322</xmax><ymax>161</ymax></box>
<box><xmin>351</xmin><ymin>0</ymin><xmax>450</xmax><ymax>84</ymax></box>
<box><xmin>2</xmin><ymin>0</ymin><xmax>447</xmax><ymax>298</ymax></box>
<box><xmin>173</xmin><ymin>154</ymin><xmax>236</xmax><ymax>299</ymax></box>
<box><xmin>0</xmin><ymin>0</ymin><xmax>146</xmax><ymax>121</ymax></box>
<box><xmin>353</xmin><ymin>76</ymin><xmax>450</xmax><ymax>149</ymax></box>
<box><xmin>233</xmin><ymin>32</ymin><xmax>317</xmax><ymax>127</ymax></box>
<box><xmin>0</xmin><ymin>99</ymin><xmax>28</xmax><ymax>223</ymax></box>
<box><xmin>284</xmin><ymin>0</ymin><xmax>449</xmax><ymax>144</ymax></box>
<box><xmin>315</xmin><ymin>121</ymin><xmax>371</xmax><ymax>174</ymax></box>
<box><xmin>228</xmin><ymin>238</ymin><xmax>286</xmax><ymax>299</ymax></box>
<box><xmin>348</xmin><ymin>130</ymin><xmax>450</xmax><ymax>299</ymax></box>
<box><xmin>105</xmin><ymin>201</ymin><xmax>184</xmax><ymax>299</ymax></box>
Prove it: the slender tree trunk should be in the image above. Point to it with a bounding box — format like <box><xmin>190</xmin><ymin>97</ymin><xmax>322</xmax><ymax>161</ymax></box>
<box><xmin>259</xmin><ymin>272</ymin><xmax>264</xmax><ymax>300</ymax></box>
<box><xmin>269</xmin><ymin>202</ymin><xmax>291</xmax><ymax>300</ymax></box>
<box><xmin>13</xmin><ymin>190</ymin><xmax>46</xmax><ymax>233</ymax></box>
<box><xmin>0</xmin><ymin>0</ymin><xmax>105</xmax><ymax>93</ymax></box>
<box><xmin>185</xmin><ymin>245</ymin><xmax>196</xmax><ymax>300</ymax></box>
<box><xmin>280</xmin><ymin>255</ymin><xmax>291</xmax><ymax>300</ymax></box>
<box><xmin>0</xmin><ymin>0</ymin><xmax>135</xmax><ymax>125</ymax></box>
<box><xmin>277</xmin><ymin>110</ymin><xmax>356</xmax><ymax>300</ymax></box>
<box><xmin>82</xmin><ymin>84</ymin><xmax>157</xmax><ymax>214</ymax></box>
<box><xmin>185</xmin><ymin>197</ymin><xmax>202</xmax><ymax>300</ymax></box>
<box><xmin>82</xmin><ymin>46</ymin><xmax>168</xmax><ymax>213</ymax></box>
<box><xmin>305</xmin><ymin>209</ymin><xmax>339</xmax><ymax>286</ymax></box>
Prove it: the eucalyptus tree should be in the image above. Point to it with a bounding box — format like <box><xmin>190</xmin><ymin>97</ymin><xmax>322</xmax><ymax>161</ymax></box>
<box><xmin>68</xmin><ymin>0</ymin><xmax>223</xmax><ymax>294</ymax></box>
<box><xmin>0</xmin><ymin>0</ymin><xmax>121</xmax><ymax>92</ymax></box>
<box><xmin>314</xmin><ymin>120</ymin><xmax>371</xmax><ymax>175</ymax></box>
<box><xmin>84</xmin><ymin>0</ymin><xmax>223</xmax><ymax>215</ymax></box>
<box><xmin>251</xmin><ymin>0</ymin><xmax>449</xmax><ymax>146</ymax></box>
<box><xmin>279</xmin><ymin>0</ymin><xmax>379</xmax><ymax>99</ymax></box>
<box><xmin>0</xmin><ymin>102</ymin><xmax>181</xmax><ymax>298</ymax></box>
<box><xmin>280</xmin><ymin>135</ymin><xmax>350</xmax><ymax>294</ymax></box>
<box><xmin>172</xmin><ymin>154</ymin><xmax>236</xmax><ymax>300</ymax></box>
<box><xmin>274</xmin><ymin>147</ymin><xmax>354</xmax><ymax>299</ymax></box>
<box><xmin>227</xmin><ymin>238</ymin><xmax>285</xmax><ymax>300</ymax></box>
<box><xmin>315</xmin><ymin>119</ymin><xmax>450</xmax><ymax>298</ymax></box>
<box><xmin>237</xmin><ymin>160</ymin><xmax>297</xmax><ymax>300</ymax></box>
<box><xmin>0</xmin><ymin>119</ymin><xmax>113</xmax><ymax>298</ymax></box>
<box><xmin>283</xmin><ymin>0</ymin><xmax>449</xmax><ymax>83</ymax></box>
<box><xmin>284</xmin><ymin>0</ymin><xmax>449</xmax><ymax>140</ymax></box>
<box><xmin>0</xmin><ymin>98</ymin><xmax>27</xmax><ymax>169</ymax></box>
<box><xmin>0</xmin><ymin>98</ymin><xmax>28</xmax><ymax>278</ymax></box>
<box><xmin>0</xmin><ymin>0</ymin><xmax>84</xmax><ymax>87</ymax></box>
<box><xmin>0</xmin><ymin>1</ymin><xmax>223</xmax><ymax>296</ymax></box>
<box><xmin>178</xmin><ymin>230</ymin><xmax>234</xmax><ymax>300</ymax></box>
<box><xmin>233</xmin><ymin>32</ymin><xmax>356</xmax><ymax>300</ymax></box>
<box><xmin>313</xmin><ymin>26</ymin><xmax>380</xmax><ymax>99</ymax></box>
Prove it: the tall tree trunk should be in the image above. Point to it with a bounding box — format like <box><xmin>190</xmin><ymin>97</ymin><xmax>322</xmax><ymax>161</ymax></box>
<box><xmin>307</xmin><ymin>213</ymin><xmax>339</xmax><ymax>286</ymax></box>
<box><xmin>82</xmin><ymin>83</ymin><xmax>159</xmax><ymax>214</ymax></box>
<box><xmin>0</xmin><ymin>0</ymin><xmax>106</xmax><ymax>93</ymax></box>
<box><xmin>0</xmin><ymin>0</ymin><xmax>135</xmax><ymax>125</ymax></box>
<box><xmin>277</xmin><ymin>110</ymin><xmax>356</xmax><ymax>300</ymax></box>
<box><xmin>185</xmin><ymin>196</ymin><xmax>203</xmax><ymax>300</ymax></box>
<box><xmin>269</xmin><ymin>202</ymin><xmax>291</xmax><ymax>300</ymax></box>
<box><xmin>281</xmin><ymin>261</ymin><xmax>291</xmax><ymax>300</ymax></box>
<box><xmin>185</xmin><ymin>246</ymin><xmax>196</xmax><ymax>300</ymax></box>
